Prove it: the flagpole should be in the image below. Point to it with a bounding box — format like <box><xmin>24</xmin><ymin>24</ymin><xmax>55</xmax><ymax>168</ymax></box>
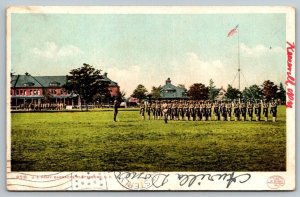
<box><xmin>238</xmin><ymin>27</ymin><xmax>240</xmax><ymax>91</ymax></box>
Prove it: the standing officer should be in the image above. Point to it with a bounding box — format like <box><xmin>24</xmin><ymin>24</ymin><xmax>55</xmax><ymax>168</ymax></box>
<box><xmin>263</xmin><ymin>99</ymin><xmax>269</xmax><ymax>122</ymax></box>
<box><xmin>113</xmin><ymin>99</ymin><xmax>119</xmax><ymax>122</ymax></box>
<box><xmin>270</xmin><ymin>99</ymin><xmax>277</xmax><ymax>122</ymax></box>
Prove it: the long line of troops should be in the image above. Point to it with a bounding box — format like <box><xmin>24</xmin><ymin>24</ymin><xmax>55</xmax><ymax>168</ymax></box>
<box><xmin>140</xmin><ymin>100</ymin><xmax>278</xmax><ymax>123</ymax></box>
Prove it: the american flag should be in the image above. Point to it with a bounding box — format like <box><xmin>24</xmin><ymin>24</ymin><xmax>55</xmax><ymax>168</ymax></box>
<box><xmin>227</xmin><ymin>25</ymin><xmax>239</xmax><ymax>37</ymax></box>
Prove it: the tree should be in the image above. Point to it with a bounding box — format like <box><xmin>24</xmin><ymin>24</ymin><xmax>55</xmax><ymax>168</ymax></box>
<box><xmin>225</xmin><ymin>84</ymin><xmax>241</xmax><ymax>100</ymax></box>
<box><xmin>177</xmin><ymin>84</ymin><xmax>187</xmax><ymax>91</ymax></box>
<box><xmin>276</xmin><ymin>82</ymin><xmax>286</xmax><ymax>104</ymax></box>
<box><xmin>151</xmin><ymin>86</ymin><xmax>162</xmax><ymax>100</ymax></box>
<box><xmin>208</xmin><ymin>79</ymin><xmax>220</xmax><ymax>100</ymax></box>
<box><xmin>187</xmin><ymin>83</ymin><xmax>209</xmax><ymax>100</ymax></box>
<box><xmin>64</xmin><ymin>63</ymin><xmax>109</xmax><ymax>111</ymax></box>
<box><xmin>242</xmin><ymin>84</ymin><xmax>262</xmax><ymax>101</ymax></box>
<box><xmin>262</xmin><ymin>80</ymin><xmax>278</xmax><ymax>101</ymax></box>
<box><xmin>131</xmin><ymin>84</ymin><xmax>148</xmax><ymax>101</ymax></box>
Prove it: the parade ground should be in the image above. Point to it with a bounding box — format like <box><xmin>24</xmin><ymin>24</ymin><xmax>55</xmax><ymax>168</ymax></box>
<box><xmin>11</xmin><ymin>106</ymin><xmax>286</xmax><ymax>172</ymax></box>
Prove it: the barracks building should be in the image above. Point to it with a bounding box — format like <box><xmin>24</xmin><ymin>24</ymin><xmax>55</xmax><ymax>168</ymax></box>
<box><xmin>160</xmin><ymin>78</ymin><xmax>188</xmax><ymax>100</ymax></box>
<box><xmin>10</xmin><ymin>72</ymin><xmax>119</xmax><ymax>108</ymax></box>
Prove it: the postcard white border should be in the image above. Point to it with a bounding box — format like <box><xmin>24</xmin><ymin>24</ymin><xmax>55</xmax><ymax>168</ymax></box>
<box><xmin>6</xmin><ymin>6</ymin><xmax>295</xmax><ymax>191</ymax></box>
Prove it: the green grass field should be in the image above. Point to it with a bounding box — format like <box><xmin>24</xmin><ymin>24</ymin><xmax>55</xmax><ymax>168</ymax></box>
<box><xmin>11</xmin><ymin>106</ymin><xmax>286</xmax><ymax>172</ymax></box>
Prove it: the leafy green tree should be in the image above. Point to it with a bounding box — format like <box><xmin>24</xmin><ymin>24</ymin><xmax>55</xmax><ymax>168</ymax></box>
<box><xmin>131</xmin><ymin>84</ymin><xmax>148</xmax><ymax>101</ymax></box>
<box><xmin>242</xmin><ymin>84</ymin><xmax>262</xmax><ymax>101</ymax></box>
<box><xmin>188</xmin><ymin>83</ymin><xmax>209</xmax><ymax>100</ymax></box>
<box><xmin>208</xmin><ymin>79</ymin><xmax>220</xmax><ymax>100</ymax></box>
<box><xmin>276</xmin><ymin>82</ymin><xmax>286</xmax><ymax>104</ymax></box>
<box><xmin>225</xmin><ymin>84</ymin><xmax>241</xmax><ymax>100</ymax></box>
<box><xmin>262</xmin><ymin>80</ymin><xmax>278</xmax><ymax>101</ymax></box>
<box><xmin>151</xmin><ymin>86</ymin><xmax>162</xmax><ymax>100</ymax></box>
<box><xmin>64</xmin><ymin>63</ymin><xmax>109</xmax><ymax>111</ymax></box>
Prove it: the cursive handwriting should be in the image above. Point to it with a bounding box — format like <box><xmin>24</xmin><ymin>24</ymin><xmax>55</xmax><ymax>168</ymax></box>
<box><xmin>286</xmin><ymin>41</ymin><xmax>295</xmax><ymax>108</ymax></box>
<box><xmin>177</xmin><ymin>172</ymin><xmax>251</xmax><ymax>188</ymax></box>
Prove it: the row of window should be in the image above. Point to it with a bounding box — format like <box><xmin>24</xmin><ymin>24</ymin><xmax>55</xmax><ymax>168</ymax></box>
<box><xmin>11</xmin><ymin>89</ymin><xmax>68</xmax><ymax>96</ymax></box>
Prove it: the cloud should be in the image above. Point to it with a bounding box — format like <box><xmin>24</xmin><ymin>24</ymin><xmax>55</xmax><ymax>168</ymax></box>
<box><xmin>240</xmin><ymin>43</ymin><xmax>284</xmax><ymax>58</ymax></box>
<box><xmin>31</xmin><ymin>42</ymin><xmax>83</xmax><ymax>59</ymax></box>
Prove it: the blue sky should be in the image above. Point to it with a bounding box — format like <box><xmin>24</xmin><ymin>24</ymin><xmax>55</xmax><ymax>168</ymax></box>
<box><xmin>11</xmin><ymin>13</ymin><xmax>286</xmax><ymax>95</ymax></box>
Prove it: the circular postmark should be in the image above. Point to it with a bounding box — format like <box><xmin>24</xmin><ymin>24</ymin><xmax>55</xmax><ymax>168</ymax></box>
<box><xmin>267</xmin><ymin>175</ymin><xmax>285</xmax><ymax>189</ymax></box>
<box><xmin>114</xmin><ymin>172</ymin><xmax>169</xmax><ymax>190</ymax></box>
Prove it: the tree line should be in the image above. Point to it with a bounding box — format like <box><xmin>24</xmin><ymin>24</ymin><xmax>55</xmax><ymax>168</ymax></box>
<box><xmin>131</xmin><ymin>79</ymin><xmax>286</xmax><ymax>103</ymax></box>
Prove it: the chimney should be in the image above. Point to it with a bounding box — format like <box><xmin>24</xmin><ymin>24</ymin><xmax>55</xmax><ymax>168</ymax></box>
<box><xmin>104</xmin><ymin>72</ymin><xmax>107</xmax><ymax>77</ymax></box>
<box><xmin>25</xmin><ymin>72</ymin><xmax>29</xmax><ymax>76</ymax></box>
<box><xmin>166</xmin><ymin>78</ymin><xmax>171</xmax><ymax>85</ymax></box>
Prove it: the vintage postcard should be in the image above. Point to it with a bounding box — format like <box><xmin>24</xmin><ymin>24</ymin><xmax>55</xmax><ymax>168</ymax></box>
<box><xmin>6</xmin><ymin>6</ymin><xmax>295</xmax><ymax>191</ymax></box>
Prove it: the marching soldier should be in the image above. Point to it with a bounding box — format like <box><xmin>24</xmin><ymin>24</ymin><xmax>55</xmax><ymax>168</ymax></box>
<box><xmin>247</xmin><ymin>100</ymin><xmax>254</xmax><ymax>121</ymax></box>
<box><xmin>240</xmin><ymin>100</ymin><xmax>247</xmax><ymax>121</ymax></box>
<box><xmin>172</xmin><ymin>100</ymin><xmax>178</xmax><ymax>120</ymax></box>
<box><xmin>183</xmin><ymin>101</ymin><xmax>189</xmax><ymax>121</ymax></box>
<box><xmin>263</xmin><ymin>100</ymin><xmax>269</xmax><ymax>122</ymax></box>
<box><xmin>167</xmin><ymin>101</ymin><xmax>172</xmax><ymax>120</ymax></box>
<box><xmin>233</xmin><ymin>100</ymin><xmax>240</xmax><ymax>121</ymax></box>
<box><xmin>226</xmin><ymin>100</ymin><xmax>232</xmax><ymax>121</ymax></box>
<box><xmin>213</xmin><ymin>100</ymin><xmax>220</xmax><ymax>121</ymax></box>
<box><xmin>254</xmin><ymin>100</ymin><xmax>261</xmax><ymax>121</ymax></box>
<box><xmin>140</xmin><ymin>101</ymin><xmax>145</xmax><ymax>120</ymax></box>
<box><xmin>270</xmin><ymin>99</ymin><xmax>277</xmax><ymax>122</ymax></box>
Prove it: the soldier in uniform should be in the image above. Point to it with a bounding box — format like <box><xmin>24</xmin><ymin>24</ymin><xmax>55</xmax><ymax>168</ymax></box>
<box><xmin>233</xmin><ymin>100</ymin><xmax>240</xmax><ymax>121</ymax></box>
<box><xmin>206</xmin><ymin>101</ymin><xmax>212</xmax><ymax>121</ymax></box>
<box><xmin>254</xmin><ymin>100</ymin><xmax>261</xmax><ymax>121</ymax></box>
<box><xmin>113</xmin><ymin>99</ymin><xmax>119</xmax><ymax>122</ymax></box>
<box><xmin>184</xmin><ymin>101</ymin><xmax>190</xmax><ymax>121</ymax></box>
<box><xmin>270</xmin><ymin>99</ymin><xmax>277</xmax><ymax>122</ymax></box>
<box><xmin>213</xmin><ymin>100</ymin><xmax>219</xmax><ymax>121</ymax></box>
<box><xmin>162</xmin><ymin>101</ymin><xmax>168</xmax><ymax>123</ymax></box>
<box><xmin>200</xmin><ymin>101</ymin><xmax>206</xmax><ymax>121</ymax></box>
<box><xmin>140</xmin><ymin>101</ymin><xmax>145</xmax><ymax>120</ymax></box>
<box><xmin>220</xmin><ymin>100</ymin><xmax>227</xmax><ymax>121</ymax></box>
<box><xmin>194</xmin><ymin>100</ymin><xmax>201</xmax><ymax>121</ymax></box>
<box><xmin>155</xmin><ymin>101</ymin><xmax>161</xmax><ymax>120</ymax></box>
<box><xmin>247</xmin><ymin>100</ymin><xmax>254</xmax><ymax>121</ymax></box>
<box><xmin>178</xmin><ymin>100</ymin><xmax>184</xmax><ymax>120</ymax></box>
<box><xmin>189</xmin><ymin>101</ymin><xmax>196</xmax><ymax>121</ymax></box>
<box><xmin>262</xmin><ymin>99</ymin><xmax>269</xmax><ymax>122</ymax></box>
<box><xmin>240</xmin><ymin>99</ymin><xmax>247</xmax><ymax>121</ymax></box>
<box><xmin>226</xmin><ymin>100</ymin><xmax>232</xmax><ymax>121</ymax></box>
<box><xmin>174</xmin><ymin>100</ymin><xmax>179</xmax><ymax>120</ymax></box>
<box><xmin>146</xmin><ymin>101</ymin><xmax>152</xmax><ymax>120</ymax></box>
<box><xmin>151</xmin><ymin>101</ymin><xmax>156</xmax><ymax>120</ymax></box>
<box><xmin>166</xmin><ymin>101</ymin><xmax>172</xmax><ymax>120</ymax></box>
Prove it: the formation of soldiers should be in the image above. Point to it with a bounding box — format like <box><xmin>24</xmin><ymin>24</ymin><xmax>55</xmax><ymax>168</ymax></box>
<box><xmin>18</xmin><ymin>103</ymin><xmax>66</xmax><ymax>111</ymax></box>
<box><xmin>140</xmin><ymin>99</ymin><xmax>278</xmax><ymax>123</ymax></box>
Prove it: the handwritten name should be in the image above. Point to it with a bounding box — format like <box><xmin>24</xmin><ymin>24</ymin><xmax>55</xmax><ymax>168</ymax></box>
<box><xmin>285</xmin><ymin>41</ymin><xmax>295</xmax><ymax>108</ymax></box>
<box><xmin>114</xmin><ymin>171</ymin><xmax>251</xmax><ymax>190</ymax></box>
